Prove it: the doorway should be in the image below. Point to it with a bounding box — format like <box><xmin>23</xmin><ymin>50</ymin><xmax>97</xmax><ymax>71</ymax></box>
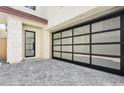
<box><xmin>25</xmin><ymin>30</ymin><xmax>35</xmax><ymax>57</ymax></box>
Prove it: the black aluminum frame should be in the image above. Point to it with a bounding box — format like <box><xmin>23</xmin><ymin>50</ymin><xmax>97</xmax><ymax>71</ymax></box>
<box><xmin>52</xmin><ymin>10</ymin><xmax>124</xmax><ymax>76</ymax></box>
<box><xmin>25</xmin><ymin>30</ymin><xmax>36</xmax><ymax>57</ymax></box>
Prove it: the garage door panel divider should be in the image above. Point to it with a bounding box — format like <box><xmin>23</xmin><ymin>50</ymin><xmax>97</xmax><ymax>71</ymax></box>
<box><xmin>52</xmin><ymin>10</ymin><xmax>124</xmax><ymax>76</ymax></box>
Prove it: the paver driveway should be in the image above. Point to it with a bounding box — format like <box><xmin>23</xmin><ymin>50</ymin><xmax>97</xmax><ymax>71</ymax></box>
<box><xmin>0</xmin><ymin>59</ymin><xmax>124</xmax><ymax>86</ymax></box>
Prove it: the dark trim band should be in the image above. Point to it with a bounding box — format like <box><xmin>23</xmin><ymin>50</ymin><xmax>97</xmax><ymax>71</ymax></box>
<box><xmin>0</xmin><ymin>6</ymin><xmax>48</xmax><ymax>24</ymax></box>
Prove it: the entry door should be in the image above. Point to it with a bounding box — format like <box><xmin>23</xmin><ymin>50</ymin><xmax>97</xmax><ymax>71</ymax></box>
<box><xmin>25</xmin><ymin>31</ymin><xmax>35</xmax><ymax>57</ymax></box>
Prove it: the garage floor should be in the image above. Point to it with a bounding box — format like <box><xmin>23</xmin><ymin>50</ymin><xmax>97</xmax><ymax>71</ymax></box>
<box><xmin>0</xmin><ymin>59</ymin><xmax>124</xmax><ymax>86</ymax></box>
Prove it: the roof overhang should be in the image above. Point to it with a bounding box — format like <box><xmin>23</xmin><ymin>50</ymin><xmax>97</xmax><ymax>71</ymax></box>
<box><xmin>0</xmin><ymin>6</ymin><xmax>48</xmax><ymax>25</ymax></box>
<box><xmin>47</xmin><ymin>6</ymin><xmax>124</xmax><ymax>32</ymax></box>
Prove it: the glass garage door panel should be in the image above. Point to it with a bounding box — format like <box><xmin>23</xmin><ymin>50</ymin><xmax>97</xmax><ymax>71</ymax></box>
<box><xmin>62</xmin><ymin>46</ymin><xmax>72</xmax><ymax>52</ymax></box>
<box><xmin>53</xmin><ymin>46</ymin><xmax>61</xmax><ymax>51</ymax></box>
<box><xmin>74</xmin><ymin>25</ymin><xmax>90</xmax><ymax>35</ymax></box>
<box><xmin>74</xmin><ymin>54</ymin><xmax>90</xmax><ymax>64</ymax></box>
<box><xmin>62</xmin><ymin>53</ymin><xmax>72</xmax><ymax>60</ymax></box>
<box><xmin>74</xmin><ymin>45</ymin><xmax>89</xmax><ymax>53</ymax></box>
<box><xmin>92</xmin><ymin>45</ymin><xmax>120</xmax><ymax>56</ymax></box>
<box><xmin>62</xmin><ymin>38</ymin><xmax>72</xmax><ymax>44</ymax></box>
<box><xmin>92</xmin><ymin>56</ymin><xmax>120</xmax><ymax>70</ymax></box>
<box><xmin>53</xmin><ymin>52</ymin><xmax>61</xmax><ymax>58</ymax></box>
<box><xmin>74</xmin><ymin>35</ymin><xmax>89</xmax><ymax>44</ymax></box>
<box><xmin>53</xmin><ymin>39</ymin><xmax>61</xmax><ymax>45</ymax></box>
<box><xmin>92</xmin><ymin>16</ymin><xmax>120</xmax><ymax>32</ymax></box>
<box><xmin>62</xmin><ymin>30</ymin><xmax>72</xmax><ymax>37</ymax></box>
<box><xmin>92</xmin><ymin>31</ymin><xmax>120</xmax><ymax>43</ymax></box>
<box><xmin>53</xmin><ymin>33</ymin><xmax>61</xmax><ymax>39</ymax></box>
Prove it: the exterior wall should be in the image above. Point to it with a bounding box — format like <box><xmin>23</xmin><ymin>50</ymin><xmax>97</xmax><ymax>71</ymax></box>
<box><xmin>42</xmin><ymin>30</ymin><xmax>51</xmax><ymax>59</ymax></box>
<box><xmin>40</xmin><ymin>7</ymin><xmax>47</xmax><ymax>19</ymax></box>
<box><xmin>41</xmin><ymin>6</ymin><xmax>99</xmax><ymax>59</ymax></box>
<box><xmin>23</xmin><ymin>26</ymin><xmax>42</xmax><ymax>59</ymax></box>
<box><xmin>45</xmin><ymin>6</ymin><xmax>97</xmax><ymax>28</ymax></box>
<box><xmin>6</xmin><ymin>6</ymin><xmax>98</xmax><ymax>59</ymax></box>
<box><xmin>46</xmin><ymin>6</ymin><xmax>124</xmax><ymax>32</ymax></box>
<box><xmin>7</xmin><ymin>16</ymin><xmax>23</xmax><ymax>63</ymax></box>
<box><xmin>6</xmin><ymin>12</ymin><xmax>50</xmax><ymax>62</ymax></box>
<box><xmin>10</xmin><ymin>6</ymin><xmax>42</xmax><ymax>18</ymax></box>
<box><xmin>40</xmin><ymin>29</ymin><xmax>51</xmax><ymax>59</ymax></box>
<box><xmin>8</xmin><ymin>6</ymin><xmax>101</xmax><ymax>29</ymax></box>
<box><xmin>8</xmin><ymin>6</ymin><xmax>98</xmax><ymax>28</ymax></box>
<box><xmin>23</xmin><ymin>26</ymin><xmax>50</xmax><ymax>59</ymax></box>
<box><xmin>6</xmin><ymin>6</ymin><xmax>124</xmax><ymax>61</ymax></box>
<box><xmin>46</xmin><ymin>6</ymin><xmax>124</xmax><ymax>59</ymax></box>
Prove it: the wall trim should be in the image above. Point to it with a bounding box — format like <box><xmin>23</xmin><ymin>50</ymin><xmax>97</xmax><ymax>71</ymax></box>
<box><xmin>0</xmin><ymin>6</ymin><xmax>48</xmax><ymax>25</ymax></box>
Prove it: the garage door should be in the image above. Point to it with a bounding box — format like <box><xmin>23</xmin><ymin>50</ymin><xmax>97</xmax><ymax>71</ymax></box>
<box><xmin>52</xmin><ymin>13</ymin><xmax>123</xmax><ymax>75</ymax></box>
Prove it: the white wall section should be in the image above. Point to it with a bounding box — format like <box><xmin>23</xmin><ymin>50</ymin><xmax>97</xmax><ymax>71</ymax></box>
<box><xmin>7</xmin><ymin>16</ymin><xmax>23</xmax><ymax>63</ymax></box>
<box><xmin>10</xmin><ymin>6</ymin><xmax>42</xmax><ymax>18</ymax></box>
<box><xmin>45</xmin><ymin>6</ymin><xmax>97</xmax><ymax>28</ymax></box>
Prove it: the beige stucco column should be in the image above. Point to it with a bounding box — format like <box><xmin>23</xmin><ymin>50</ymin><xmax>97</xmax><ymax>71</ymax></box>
<box><xmin>7</xmin><ymin>16</ymin><xmax>23</xmax><ymax>63</ymax></box>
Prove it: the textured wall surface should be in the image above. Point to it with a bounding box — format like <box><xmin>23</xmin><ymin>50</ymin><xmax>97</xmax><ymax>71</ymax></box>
<box><xmin>7</xmin><ymin>16</ymin><xmax>23</xmax><ymax>63</ymax></box>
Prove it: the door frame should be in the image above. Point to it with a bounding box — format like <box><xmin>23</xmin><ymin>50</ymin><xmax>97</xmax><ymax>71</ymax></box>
<box><xmin>25</xmin><ymin>30</ymin><xmax>36</xmax><ymax>57</ymax></box>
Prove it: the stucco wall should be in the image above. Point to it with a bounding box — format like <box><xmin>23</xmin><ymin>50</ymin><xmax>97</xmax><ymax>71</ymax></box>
<box><xmin>10</xmin><ymin>6</ymin><xmax>42</xmax><ymax>18</ymax></box>
<box><xmin>6</xmin><ymin>14</ymin><xmax>50</xmax><ymax>62</ymax></box>
<box><xmin>7</xmin><ymin>6</ymin><xmax>124</xmax><ymax>60</ymax></box>
<box><xmin>23</xmin><ymin>26</ymin><xmax>42</xmax><ymax>59</ymax></box>
<box><xmin>7</xmin><ymin>16</ymin><xmax>23</xmax><ymax>63</ymax></box>
<box><xmin>9</xmin><ymin>6</ymin><xmax>98</xmax><ymax>28</ymax></box>
<box><xmin>44</xmin><ymin>6</ymin><xmax>97</xmax><ymax>28</ymax></box>
<box><xmin>23</xmin><ymin>26</ymin><xmax>50</xmax><ymax>59</ymax></box>
<box><xmin>42</xmin><ymin>6</ymin><xmax>98</xmax><ymax>58</ymax></box>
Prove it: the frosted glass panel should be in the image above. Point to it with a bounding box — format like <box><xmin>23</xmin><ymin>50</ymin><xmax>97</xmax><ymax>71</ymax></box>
<box><xmin>26</xmin><ymin>45</ymin><xmax>33</xmax><ymax>50</ymax></box>
<box><xmin>53</xmin><ymin>33</ymin><xmax>61</xmax><ymax>39</ymax></box>
<box><xmin>53</xmin><ymin>39</ymin><xmax>61</xmax><ymax>45</ymax></box>
<box><xmin>53</xmin><ymin>52</ymin><xmax>61</xmax><ymax>58</ymax></box>
<box><xmin>92</xmin><ymin>45</ymin><xmax>120</xmax><ymax>56</ymax></box>
<box><xmin>74</xmin><ymin>54</ymin><xmax>90</xmax><ymax>63</ymax></box>
<box><xmin>74</xmin><ymin>25</ymin><xmax>90</xmax><ymax>35</ymax></box>
<box><xmin>92</xmin><ymin>16</ymin><xmax>120</xmax><ymax>32</ymax></box>
<box><xmin>26</xmin><ymin>51</ymin><xmax>34</xmax><ymax>56</ymax></box>
<box><xmin>26</xmin><ymin>38</ymin><xmax>34</xmax><ymax>43</ymax></box>
<box><xmin>62</xmin><ymin>53</ymin><xmax>72</xmax><ymax>60</ymax></box>
<box><xmin>62</xmin><ymin>30</ymin><xmax>72</xmax><ymax>37</ymax></box>
<box><xmin>53</xmin><ymin>46</ymin><xmax>61</xmax><ymax>51</ymax></box>
<box><xmin>92</xmin><ymin>31</ymin><xmax>120</xmax><ymax>43</ymax></box>
<box><xmin>62</xmin><ymin>38</ymin><xmax>72</xmax><ymax>44</ymax></box>
<box><xmin>74</xmin><ymin>45</ymin><xmax>89</xmax><ymax>53</ymax></box>
<box><xmin>74</xmin><ymin>35</ymin><xmax>89</xmax><ymax>44</ymax></box>
<box><xmin>92</xmin><ymin>56</ymin><xmax>120</xmax><ymax>70</ymax></box>
<box><xmin>62</xmin><ymin>46</ymin><xmax>72</xmax><ymax>52</ymax></box>
<box><xmin>26</xmin><ymin>32</ymin><xmax>34</xmax><ymax>37</ymax></box>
